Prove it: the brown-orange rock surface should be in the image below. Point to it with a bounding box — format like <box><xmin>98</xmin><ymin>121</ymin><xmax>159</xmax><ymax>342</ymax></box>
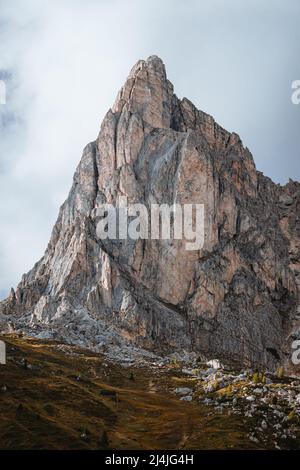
<box><xmin>1</xmin><ymin>56</ymin><xmax>299</xmax><ymax>371</ymax></box>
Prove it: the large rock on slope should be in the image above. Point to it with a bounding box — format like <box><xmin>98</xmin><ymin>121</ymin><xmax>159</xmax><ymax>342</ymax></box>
<box><xmin>1</xmin><ymin>56</ymin><xmax>299</xmax><ymax>371</ymax></box>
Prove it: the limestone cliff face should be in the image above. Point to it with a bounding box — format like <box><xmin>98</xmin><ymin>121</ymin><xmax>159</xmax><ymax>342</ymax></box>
<box><xmin>1</xmin><ymin>56</ymin><xmax>299</xmax><ymax>370</ymax></box>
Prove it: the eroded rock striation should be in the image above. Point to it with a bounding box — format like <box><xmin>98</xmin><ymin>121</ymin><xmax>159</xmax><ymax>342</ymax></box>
<box><xmin>1</xmin><ymin>56</ymin><xmax>299</xmax><ymax>371</ymax></box>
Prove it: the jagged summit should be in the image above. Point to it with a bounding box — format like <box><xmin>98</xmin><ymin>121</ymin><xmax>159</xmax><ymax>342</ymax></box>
<box><xmin>112</xmin><ymin>55</ymin><xmax>243</xmax><ymax>153</ymax></box>
<box><xmin>0</xmin><ymin>57</ymin><xmax>299</xmax><ymax>372</ymax></box>
<box><xmin>112</xmin><ymin>55</ymin><xmax>173</xmax><ymax>130</ymax></box>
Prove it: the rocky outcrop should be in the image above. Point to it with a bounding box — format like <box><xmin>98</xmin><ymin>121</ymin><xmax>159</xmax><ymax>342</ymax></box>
<box><xmin>1</xmin><ymin>56</ymin><xmax>299</xmax><ymax>371</ymax></box>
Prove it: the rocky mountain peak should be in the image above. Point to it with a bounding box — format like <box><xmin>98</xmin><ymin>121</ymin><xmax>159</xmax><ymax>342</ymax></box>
<box><xmin>0</xmin><ymin>56</ymin><xmax>299</xmax><ymax>374</ymax></box>
<box><xmin>112</xmin><ymin>55</ymin><xmax>173</xmax><ymax>129</ymax></box>
<box><xmin>112</xmin><ymin>55</ymin><xmax>243</xmax><ymax>153</ymax></box>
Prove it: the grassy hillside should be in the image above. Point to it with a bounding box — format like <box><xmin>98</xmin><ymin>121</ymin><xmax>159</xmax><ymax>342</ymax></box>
<box><xmin>0</xmin><ymin>334</ymin><xmax>269</xmax><ymax>450</ymax></box>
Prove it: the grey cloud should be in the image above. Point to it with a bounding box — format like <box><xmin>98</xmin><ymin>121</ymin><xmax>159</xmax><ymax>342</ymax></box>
<box><xmin>0</xmin><ymin>0</ymin><xmax>299</xmax><ymax>298</ymax></box>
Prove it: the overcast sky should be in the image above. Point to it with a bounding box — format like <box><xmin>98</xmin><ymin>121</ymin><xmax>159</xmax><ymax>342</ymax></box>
<box><xmin>0</xmin><ymin>0</ymin><xmax>299</xmax><ymax>299</ymax></box>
